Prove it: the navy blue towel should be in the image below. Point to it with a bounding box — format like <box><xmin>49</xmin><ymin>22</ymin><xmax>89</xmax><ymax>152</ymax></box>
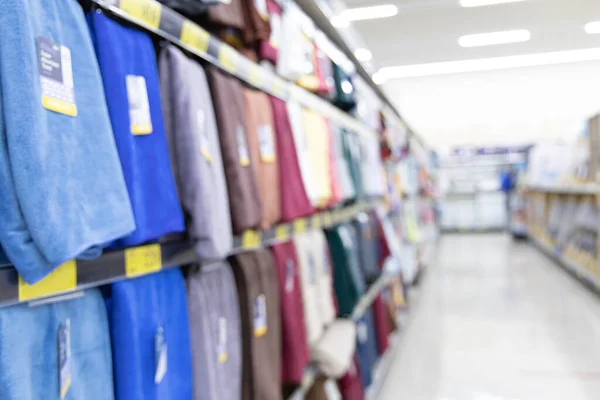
<box><xmin>355</xmin><ymin>310</ymin><xmax>379</xmax><ymax>390</ymax></box>
<box><xmin>88</xmin><ymin>12</ymin><xmax>184</xmax><ymax>248</ymax></box>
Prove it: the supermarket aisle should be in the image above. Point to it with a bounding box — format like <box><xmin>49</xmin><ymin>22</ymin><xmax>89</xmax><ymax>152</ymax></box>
<box><xmin>380</xmin><ymin>234</ymin><xmax>600</xmax><ymax>400</ymax></box>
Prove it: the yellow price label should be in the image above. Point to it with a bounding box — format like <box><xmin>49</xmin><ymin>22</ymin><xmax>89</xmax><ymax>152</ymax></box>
<box><xmin>301</xmin><ymin>371</ymin><xmax>314</xmax><ymax>388</ymax></box>
<box><xmin>218</xmin><ymin>45</ymin><xmax>238</xmax><ymax>74</ymax></box>
<box><xmin>180</xmin><ymin>20</ymin><xmax>210</xmax><ymax>54</ymax></box>
<box><xmin>242</xmin><ymin>230</ymin><xmax>261</xmax><ymax>249</ymax></box>
<box><xmin>119</xmin><ymin>0</ymin><xmax>162</xmax><ymax>29</ymax></box>
<box><xmin>312</xmin><ymin>215</ymin><xmax>321</xmax><ymax>229</ymax></box>
<box><xmin>124</xmin><ymin>244</ymin><xmax>162</xmax><ymax>278</ymax></box>
<box><xmin>272</xmin><ymin>77</ymin><xmax>286</xmax><ymax>97</ymax></box>
<box><xmin>275</xmin><ymin>224</ymin><xmax>290</xmax><ymax>242</ymax></box>
<box><xmin>294</xmin><ymin>218</ymin><xmax>307</xmax><ymax>233</ymax></box>
<box><xmin>247</xmin><ymin>65</ymin><xmax>264</xmax><ymax>88</ymax></box>
<box><xmin>18</xmin><ymin>260</ymin><xmax>77</xmax><ymax>302</ymax></box>
<box><xmin>323</xmin><ymin>212</ymin><xmax>332</xmax><ymax>227</ymax></box>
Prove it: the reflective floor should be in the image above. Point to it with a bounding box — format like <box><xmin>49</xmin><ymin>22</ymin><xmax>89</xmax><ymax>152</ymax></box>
<box><xmin>380</xmin><ymin>234</ymin><xmax>600</xmax><ymax>400</ymax></box>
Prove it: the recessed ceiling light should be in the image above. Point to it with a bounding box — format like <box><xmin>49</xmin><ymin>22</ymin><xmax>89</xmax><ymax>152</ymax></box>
<box><xmin>585</xmin><ymin>21</ymin><xmax>600</xmax><ymax>34</ymax></box>
<box><xmin>377</xmin><ymin>47</ymin><xmax>600</xmax><ymax>80</ymax></box>
<box><xmin>331</xmin><ymin>16</ymin><xmax>350</xmax><ymax>28</ymax></box>
<box><xmin>330</xmin><ymin>4</ymin><xmax>398</xmax><ymax>27</ymax></box>
<box><xmin>460</xmin><ymin>0</ymin><xmax>526</xmax><ymax>7</ymax></box>
<box><xmin>354</xmin><ymin>48</ymin><xmax>373</xmax><ymax>61</ymax></box>
<box><xmin>458</xmin><ymin>29</ymin><xmax>530</xmax><ymax>47</ymax></box>
<box><xmin>373</xmin><ymin>72</ymin><xmax>387</xmax><ymax>85</ymax></box>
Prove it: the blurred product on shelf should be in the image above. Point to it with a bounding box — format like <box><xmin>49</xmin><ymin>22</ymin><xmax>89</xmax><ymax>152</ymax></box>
<box><xmin>89</xmin><ymin>11</ymin><xmax>185</xmax><ymax>248</ymax></box>
<box><xmin>243</xmin><ymin>88</ymin><xmax>281</xmax><ymax>229</ymax></box>
<box><xmin>207</xmin><ymin>67</ymin><xmax>262</xmax><ymax>234</ymax></box>
<box><xmin>106</xmin><ymin>269</ymin><xmax>193</xmax><ymax>399</ymax></box>
<box><xmin>354</xmin><ymin>312</ymin><xmax>379</xmax><ymax>389</ymax></box>
<box><xmin>187</xmin><ymin>263</ymin><xmax>242</xmax><ymax>400</ymax></box>
<box><xmin>0</xmin><ymin>289</ymin><xmax>114</xmax><ymax>399</ymax></box>
<box><xmin>230</xmin><ymin>251</ymin><xmax>282</xmax><ymax>400</ymax></box>
<box><xmin>0</xmin><ymin>0</ymin><xmax>135</xmax><ymax>284</ymax></box>
<box><xmin>270</xmin><ymin>96</ymin><xmax>314</xmax><ymax>221</ymax></box>
<box><xmin>303</xmin><ymin>109</ymin><xmax>334</xmax><ymax>208</ymax></box>
<box><xmin>159</xmin><ymin>44</ymin><xmax>233</xmax><ymax>260</ymax></box>
<box><xmin>270</xmin><ymin>241</ymin><xmax>310</xmax><ymax>384</ymax></box>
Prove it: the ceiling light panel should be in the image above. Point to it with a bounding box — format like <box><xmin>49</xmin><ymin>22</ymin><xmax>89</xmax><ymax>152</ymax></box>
<box><xmin>585</xmin><ymin>22</ymin><xmax>600</xmax><ymax>34</ymax></box>
<box><xmin>460</xmin><ymin>0</ymin><xmax>527</xmax><ymax>7</ymax></box>
<box><xmin>377</xmin><ymin>47</ymin><xmax>600</xmax><ymax>80</ymax></box>
<box><xmin>459</xmin><ymin>30</ymin><xmax>531</xmax><ymax>47</ymax></box>
<box><xmin>354</xmin><ymin>48</ymin><xmax>373</xmax><ymax>61</ymax></box>
<box><xmin>331</xmin><ymin>4</ymin><xmax>398</xmax><ymax>26</ymax></box>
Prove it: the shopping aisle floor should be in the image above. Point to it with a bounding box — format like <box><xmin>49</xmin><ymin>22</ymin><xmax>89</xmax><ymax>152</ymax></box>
<box><xmin>379</xmin><ymin>233</ymin><xmax>600</xmax><ymax>400</ymax></box>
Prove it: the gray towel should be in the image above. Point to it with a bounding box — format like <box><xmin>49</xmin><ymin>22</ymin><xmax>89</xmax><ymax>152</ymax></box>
<box><xmin>159</xmin><ymin>45</ymin><xmax>232</xmax><ymax>260</ymax></box>
<box><xmin>187</xmin><ymin>263</ymin><xmax>242</xmax><ymax>400</ymax></box>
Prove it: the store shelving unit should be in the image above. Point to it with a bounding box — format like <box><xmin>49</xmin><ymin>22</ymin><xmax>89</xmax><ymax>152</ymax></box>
<box><xmin>525</xmin><ymin>181</ymin><xmax>600</xmax><ymax>292</ymax></box>
<box><xmin>530</xmin><ymin>236</ymin><xmax>600</xmax><ymax>292</ymax></box>
<box><xmin>0</xmin><ymin>200</ymin><xmax>381</xmax><ymax>308</ymax></box>
<box><xmin>287</xmin><ymin>269</ymin><xmax>398</xmax><ymax>400</ymax></box>
<box><xmin>525</xmin><ymin>182</ymin><xmax>599</xmax><ymax>195</ymax></box>
<box><xmin>94</xmin><ymin>0</ymin><xmax>382</xmax><ymax>141</ymax></box>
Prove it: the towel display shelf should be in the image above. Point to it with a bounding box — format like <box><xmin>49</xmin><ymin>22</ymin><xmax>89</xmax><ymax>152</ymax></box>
<box><xmin>93</xmin><ymin>0</ymin><xmax>381</xmax><ymax>141</ymax></box>
<box><xmin>524</xmin><ymin>182</ymin><xmax>599</xmax><ymax>195</ymax></box>
<box><xmin>0</xmin><ymin>200</ymin><xmax>382</xmax><ymax>308</ymax></box>
<box><xmin>287</xmin><ymin>269</ymin><xmax>397</xmax><ymax>400</ymax></box>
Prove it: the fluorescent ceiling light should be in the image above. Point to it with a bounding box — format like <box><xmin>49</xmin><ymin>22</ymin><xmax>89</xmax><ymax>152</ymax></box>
<box><xmin>585</xmin><ymin>21</ymin><xmax>600</xmax><ymax>34</ymax></box>
<box><xmin>331</xmin><ymin>16</ymin><xmax>350</xmax><ymax>28</ymax></box>
<box><xmin>373</xmin><ymin>71</ymin><xmax>387</xmax><ymax>85</ymax></box>
<box><xmin>460</xmin><ymin>0</ymin><xmax>526</xmax><ymax>7</ymax></box>
<box><xmin>354</xmin><ymin>48</ymin><xmax>373</xmax><ymax>61</ymax></box>
<box><xmin>331</xmin><ymin>4</ymin><xmax>398</xmax><ymax>26</ymax></box>
<box><xmin>377</xmin><ymin>47</ymin><xmax>600</xmax><ymax>80</ymax></box>
<box><xmin>459</xmin><ymin>30</ymin><xmax>530</xmax><ymax>47</ymax></box>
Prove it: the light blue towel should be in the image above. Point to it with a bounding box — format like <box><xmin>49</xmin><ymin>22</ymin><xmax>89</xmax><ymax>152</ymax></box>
<box><xmin>0</xmin><ymin>0</ymin><xmax>135</xmax><ymax>284</ymax></box>
<box><xmin>0</xmin><ymin>289</ymin><xmax>115</xmax><ymax>400</ymax></box>
<box><xmin>88</xmin><ymin>11</ymin><xmax>185</xmax><ymax>248</ymax></box>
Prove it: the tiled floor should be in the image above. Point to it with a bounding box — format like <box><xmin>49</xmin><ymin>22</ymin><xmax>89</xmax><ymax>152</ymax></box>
<box><xmin>379</xmin><ymin>234</ymin><xmax>600</xmax><ymax>400</ymax></box>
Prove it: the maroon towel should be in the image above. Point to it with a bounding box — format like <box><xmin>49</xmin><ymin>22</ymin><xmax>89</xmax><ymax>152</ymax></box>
<box><xmin>372</xmin><ymin>293</ymin><xmax>390</xmax><ymax>355</ymax></box>
<box><xmin>270</xmin><ymin>241</ymin><xmax>310</xmax><ymax>384</ymax></box>
<box><xmin>337</xmin><ymin>358</ymin><xmax>365</xmax><ymax>400</ymax></box>
<box><xmin>259</xmin><ymin>0</ymin><xmax>281</xmax><ymax>64</ymax></box>
<box><xmin>269</xmin><ymin>96</ymin><xmax>313</xmax><ymax>222</ymax></box>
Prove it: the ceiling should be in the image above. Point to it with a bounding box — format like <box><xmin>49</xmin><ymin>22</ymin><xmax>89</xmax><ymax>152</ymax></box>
<box><xmin>335</xmin><ymin>0</ymin><xmax>600</xmax><ymax>148</ymax></box>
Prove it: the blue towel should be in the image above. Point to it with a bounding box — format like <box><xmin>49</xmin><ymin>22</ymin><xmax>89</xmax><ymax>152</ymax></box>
<box><xmin>107</xmin><ymin>268</ymin><xmax>193</xmax><ymax>400</ymax></box>
<box><xmin>0</xmin><ymin>0</ymin><xmax>135</xmax><ymax>284</ymax></box>
<box><xmin>88</xmin><ymin>12</ymin><xmax>185</xmax><ymax>248</ymax></box>
<box><xmin>355</xmin><ymin>310</ymin><xmax>379</xmax><ymax>390</ymax></box>
<box><xmin>0</xmin><ymin>289</ymin><xmax>115</xmax><ymax>400</ymax></box>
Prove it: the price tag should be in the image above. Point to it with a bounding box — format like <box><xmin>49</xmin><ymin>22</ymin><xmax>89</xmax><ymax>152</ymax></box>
<box><xmin>119</xmin><ymin>0</ymin><xmax>162</xmax><ymax>30</ymax></box>
<box><xmin>218</xmin><ymin>45</ymin><xmax>238</xmax><ymax>74</ymax></box>
<box><xmin>124</xmin><ymin>244</ymin><xmax>162</xmax><ymax>278</ymax></box>
<box><xmin>311</xmin><ymin>215</ymin><xmax>321</xmax><ymax>229</ymax></box>
<box><xmin>19</xmin><ymin>260</ymin><xmax>77</xmax><ymax>302</ymax></box>
<box><xmin>294</xmin><ymin>218</ymin><xmax>307</xmax><ymax>234</ymax></box>
<box><xmin>301</xmin><ymin>371</ymin><xmax>314</xmax><ymax>388</ymax></box>
<box><xmin>180</xmin><ymin>21</ymin><xmax>210</xmax><ymax>55</ymax></box>
<box><xmin>323</xmin><ymin>212</ymin><xmax>332</xmax><ymax>227</ymax></box>
<box><xmin>272</xmin><ymin>77</ymin><xmax>286</xmax><ymax>98</ymax></box>
<box><xmin>247</xmin><ymin>65</ymin><xmax>264</xmax><ymax>88</ymax></box>
<box><xmin>275</xmin><ymin>224</ymin><xmax>290</xmax><ymax>242</ymax></box>
<box><xmin>242</xmin><ymin>230</ymin><xmax>261</xmax><ymax>249</ymax></box>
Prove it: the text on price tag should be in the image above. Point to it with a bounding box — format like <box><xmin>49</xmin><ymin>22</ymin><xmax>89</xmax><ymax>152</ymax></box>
<box><xmin>125</xmin><ymin>244</ymin><xmax>162</xmax><ymax>278</ymax></box>
<box><xmin>19</xmin><ymin>260</ymin><xmax>77</xmax><ymax>302</ymax></box>
<box><xmin>119</xmin><ymin>0</ymin><xmax>162</xmax><ymax>30</ymax></box>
